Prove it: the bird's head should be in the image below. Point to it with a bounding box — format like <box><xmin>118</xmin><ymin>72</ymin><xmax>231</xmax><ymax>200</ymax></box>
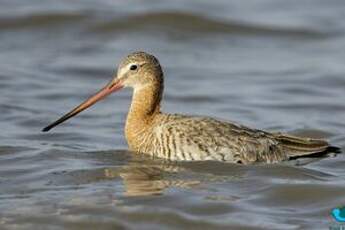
<box><xmin>42</xmin><ymin>51</ymin><xmax>163</xmax><ymax>132</ymax></box>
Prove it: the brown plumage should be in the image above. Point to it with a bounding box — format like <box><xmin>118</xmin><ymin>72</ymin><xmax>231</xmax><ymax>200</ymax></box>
<box><xmin>43</xmin><ymin>51</ymin><xmax>339</xmax><ymax>164</ymax></box>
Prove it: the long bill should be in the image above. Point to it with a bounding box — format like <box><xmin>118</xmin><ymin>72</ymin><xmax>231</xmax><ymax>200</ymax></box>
<box><xmin>42</xmin><ymin>78</ymin><xmax>123</xmax><ymax>132</ymax></box>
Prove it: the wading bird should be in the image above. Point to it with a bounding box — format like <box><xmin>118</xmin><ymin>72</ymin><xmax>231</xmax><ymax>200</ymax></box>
<box><xmin>43</xmin><ymin>52</ymin><xmax>339</xmax><ymax>164</ymax></box>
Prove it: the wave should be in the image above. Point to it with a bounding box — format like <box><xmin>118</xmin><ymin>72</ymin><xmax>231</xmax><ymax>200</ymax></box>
<box><xmin>0</xmin><ymin>10</ymin><xmax>331</xmax><ymax>39</ymax></box>
<box><xmin>91</xmin><ymin>11</ymin><xmax>329</xmax><ymax>38</ymax></box>
<box><xmin>0</xmin><ymin>13</ymin><xmax>87</xmax><ymax>30</ymax></box>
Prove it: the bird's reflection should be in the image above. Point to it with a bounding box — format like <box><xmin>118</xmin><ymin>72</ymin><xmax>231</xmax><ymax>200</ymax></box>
<box><xmin>56</xmin><ymin>151</ymin><xmax>242</xmax><ymax>197</ymax></box>
<box><xmin>103</xmin><ymin>155</ymin><xmax>201</xmax><ymax>197</ymax></box>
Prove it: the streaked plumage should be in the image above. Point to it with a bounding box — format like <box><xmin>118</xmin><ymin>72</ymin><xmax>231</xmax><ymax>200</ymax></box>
<box><xmin>43</xmin><ymin>51</ymin><xmax>339</xmax><ymax>164</ymax></box>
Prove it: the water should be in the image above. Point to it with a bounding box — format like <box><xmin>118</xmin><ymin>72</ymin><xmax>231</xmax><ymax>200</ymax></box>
<box><xmin>1</xmin><ymin>0</ymin><xmax>345</xmax><ymax>229</ymax></box>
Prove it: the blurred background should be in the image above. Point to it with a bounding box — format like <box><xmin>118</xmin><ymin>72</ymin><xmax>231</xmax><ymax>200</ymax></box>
<box><xmin>1</xmin><ymin>0</ymin><xmax>345</xmax><ymax>229</ymax></box>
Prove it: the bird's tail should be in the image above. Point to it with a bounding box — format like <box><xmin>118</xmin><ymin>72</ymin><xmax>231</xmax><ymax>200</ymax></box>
<box><xmin>274</xmin><ymin>133</ymin><xmax>341</xmax><ymax>158</ymax></box>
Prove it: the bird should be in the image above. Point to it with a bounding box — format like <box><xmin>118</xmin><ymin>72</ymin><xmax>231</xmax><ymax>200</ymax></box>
<box><xmin>42</xmin><ymin>51</ymin><xmax>339</xmax><ymax>164</ymax></box>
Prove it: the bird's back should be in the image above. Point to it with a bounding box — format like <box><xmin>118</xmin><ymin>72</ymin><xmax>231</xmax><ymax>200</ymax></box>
<box><xmin>135</xmin><ymin>114</ymin><xmax>333</xmax><ymax>164</ymax></box>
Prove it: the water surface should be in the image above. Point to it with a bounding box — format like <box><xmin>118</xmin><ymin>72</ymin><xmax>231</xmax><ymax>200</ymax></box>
<box><xmin>1</xmin><ymin>0</ymin><xmax>345</xmax><ymax>229</ymax></box>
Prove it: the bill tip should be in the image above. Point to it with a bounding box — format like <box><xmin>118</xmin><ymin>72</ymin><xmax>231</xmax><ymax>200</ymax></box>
<box><xmin>42</xmin><ymin>126</ymin><xmax>50</xmax><ymax>132</ymax></box>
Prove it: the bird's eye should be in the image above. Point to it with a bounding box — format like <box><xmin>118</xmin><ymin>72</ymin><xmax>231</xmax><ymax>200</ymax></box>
<box><xmin>130</xmin><ymin>64</ymin><xmax>138</xmax><ymax>71</ymax></box>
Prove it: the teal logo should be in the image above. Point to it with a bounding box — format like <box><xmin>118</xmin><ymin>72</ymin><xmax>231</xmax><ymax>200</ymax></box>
<box><xmin>332</xmin><ymin>206</ymin><xmax>345</xmax><ymax>222</ymax></box>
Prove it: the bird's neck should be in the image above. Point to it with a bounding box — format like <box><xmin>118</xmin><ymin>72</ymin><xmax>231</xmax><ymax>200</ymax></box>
<box><xmin>125</xmin><ymin>83</ymin><xmax>163</xmax><ymax>149</ymax></box>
